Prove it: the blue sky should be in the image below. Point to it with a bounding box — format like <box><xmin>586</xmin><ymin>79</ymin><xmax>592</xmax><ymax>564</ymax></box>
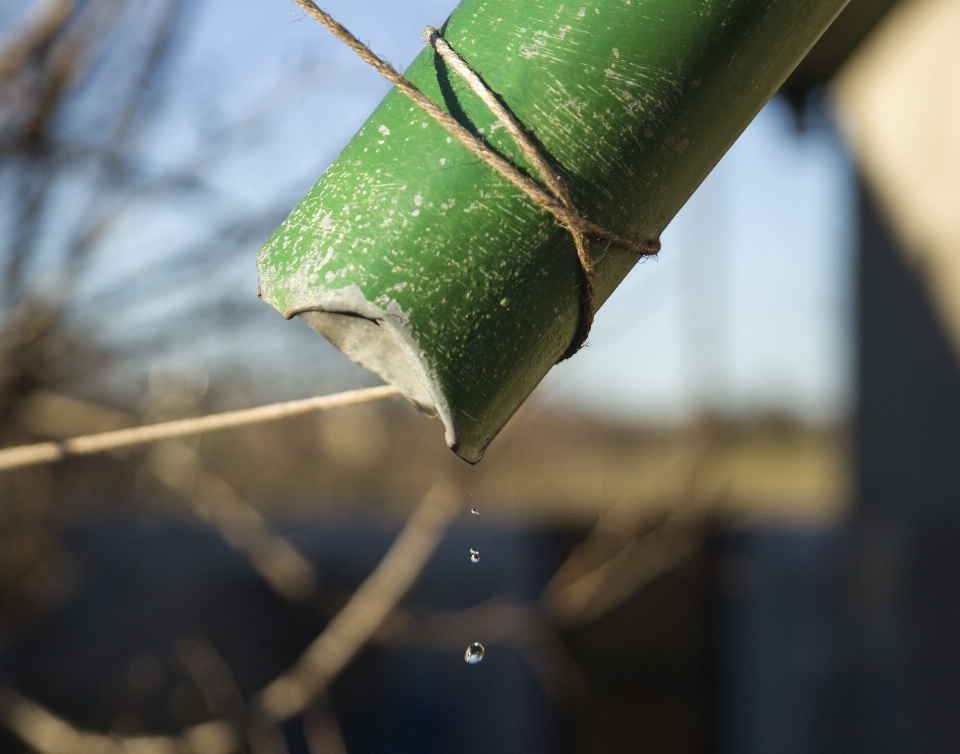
<box><xmin>540</xmin><ymin>98</ymin><xmax>856</xmax><ymax>423</ymax></box>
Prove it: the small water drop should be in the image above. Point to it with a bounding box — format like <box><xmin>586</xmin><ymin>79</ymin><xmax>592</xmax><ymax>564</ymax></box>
<box><xmin>470</xmin><ymin>548</ymin><xmax>480</xmax><ymax>563</ymax></box>
<box><xmin>464</xmin><ymin>642</ymin><xmax>485</xmax><ymax>664</ymax></box>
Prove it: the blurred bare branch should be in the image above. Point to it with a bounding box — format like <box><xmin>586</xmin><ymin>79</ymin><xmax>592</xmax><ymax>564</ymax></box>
<box><xmin>0</xmin><ymin>688</ymin><xmax>240</xmax><ymax>754</ymax></box>
<box><xmin>543</xmin><ymin>511</ymin><xmax>706</xmax><ymax>627</ymax></box>
<box><xmin>150</xmin><ymin>440</ymin><xmax>320</xmax><ymax>603</ymax></box>
<box><xmin>0</xmin><ymin>1</ymin><xmax>76</xmax><ymax>80</ymax></box>
<box><xmin>303</xmin><ymin>705</ymin><xmax>349</xmax><ymax>754</ymax></box>
<box><xmin>174</xmin><ymin>636</ymin><xmax>245</xmax><ymax>722</ymax></box>
<box><xmin>540</xmin><ymin>431</ymin><xmax>723</xmax><ymax>627</ymax></box>
<box><xmin>254</xmin><ymin>480</ymin><xmax>461</xmax><ymax>723</ymax></box>
<box><xmin>11</xmin><ymin>387</ymin><xmax>323</xmax><ymax>601</ymax></box>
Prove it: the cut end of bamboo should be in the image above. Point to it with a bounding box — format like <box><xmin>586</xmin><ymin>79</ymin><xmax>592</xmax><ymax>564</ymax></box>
<box><xmin>297</xmin><ymin>307</ymin><xmax>481</xmax><ymax>463</ymax></box>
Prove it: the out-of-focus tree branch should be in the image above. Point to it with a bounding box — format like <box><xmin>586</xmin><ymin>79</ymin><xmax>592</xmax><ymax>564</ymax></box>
<box><xmin>0</xmin><ymin>0</ymin><xmax>342</xmax><ymax>636</ymax></box>
<box><xmin>543</xmin><ymin>511</ymin><xmax>706</xmax><ymax>627</ymax></box>
<box><xmin>253</xmin><ymin>480</ymin><xmax>460</xmax><ymax>724</ymax></box>
<box><xmin>302</xmin><ymin>704</ymin><xmax>349</xmax><ymax>754</ymax></box>
<box><xmin>13</xmin><ymin>388</ymin><xmax>322</xmax><ymax>600</ymax></box>
<box><xmin>0</xmin><ymin>0</ymin><xmax>77</xmax><ymax>80</ymax></box>
<box><xmin>0</xmin><ymin>688</ymin><xmax>240</xmax><ymax>754</ymax></box>
<box><xmin>174</xmin><ymin>636</ymin><xmax>246</xmax><ymax>723</ymax></box>
<box><xmin>150</xmin><ymin>440</ymin><xmax>320</xmax><ymax>603</ymax></box>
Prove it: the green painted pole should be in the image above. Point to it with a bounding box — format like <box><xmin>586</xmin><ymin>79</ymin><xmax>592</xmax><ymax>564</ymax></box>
<box><xmin>257</xmin><ymin>0</ymin><xmax>848</xmax><ymax>463</ymax></box>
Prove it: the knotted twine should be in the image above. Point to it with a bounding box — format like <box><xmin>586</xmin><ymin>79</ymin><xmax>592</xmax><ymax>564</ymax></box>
<box><xmin>291</xmin><ymin>0</ymin><xmax>661</xmax><ymax>359</ymax></box>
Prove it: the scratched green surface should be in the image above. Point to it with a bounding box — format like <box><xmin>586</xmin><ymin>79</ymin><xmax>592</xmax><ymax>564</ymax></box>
<box><xmin>257</xmin><ymin>0</ymin><xmax>848</xmax><ymax>462</ymax></box>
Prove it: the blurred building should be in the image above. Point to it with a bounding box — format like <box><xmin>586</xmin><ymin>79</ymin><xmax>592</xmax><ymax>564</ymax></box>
<box><xmin>835</xmin><ymin>1</ymin><xmax>960</xmax><ymax>750</ymax></box>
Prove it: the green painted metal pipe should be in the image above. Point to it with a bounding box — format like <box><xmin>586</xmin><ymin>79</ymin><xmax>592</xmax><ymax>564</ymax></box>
<box><xmin>256</xmin><ymin>0</ymin><xmax>848</xmax><ymax>463</ymax></box>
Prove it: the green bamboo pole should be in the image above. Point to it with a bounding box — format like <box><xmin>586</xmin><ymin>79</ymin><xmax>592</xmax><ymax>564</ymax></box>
<box><xmin>257</xmin><ymin>0</ymin><xmax>848</xmax><ymax>463</ymax></box>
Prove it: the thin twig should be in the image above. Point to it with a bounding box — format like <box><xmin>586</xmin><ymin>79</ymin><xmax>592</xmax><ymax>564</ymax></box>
<box><xmin>0</xmin><ymin>0</ymin><xmax>77</xmax><ymax>79</ymax></box>
<box><xmin>0</xmin><ymin>688</ymin><xmax>240</xmax><ymax>754</ymax></box>
<box><xmin>0</xmin><ymin>385</ymin><xmax>401</xmax><ymax>472</ymax></box>
<box><xmin>253</xmin><ymin>479</ymin><xmax>460</xmax><ymax>722</ymax></box>
<box><xmin>543</xmin><ymin>513</ymin><xmax>705</xmax><ymax>626</ymax></box>
<box><xmin>150</xmin><ymin>441</ymin><xmax>320</xmax><ymax>602</ymax></box>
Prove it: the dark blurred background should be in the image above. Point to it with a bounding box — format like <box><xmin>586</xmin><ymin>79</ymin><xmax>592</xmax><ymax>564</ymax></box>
<box><xmin>1</xmin><ymin>0</ymin><xmax>958</xmax><ymax>752</ymax></box>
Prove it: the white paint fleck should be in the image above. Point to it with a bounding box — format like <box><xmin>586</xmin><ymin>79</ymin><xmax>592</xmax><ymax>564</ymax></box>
<box><xmin>414</xmin><ymin>193</ymin><xmax>423</xmax><ymax>206</ymax></box>
<box><xmin>578</xmin><ymin>6</ymin><xmax>585</xmax><ymax>17</ymax></box>
<box><xmin>612</xmin><ymin>47</ymin><xmax>619</xmax><ymax>58</ymax></box>
<box><xmin>378</xmin><ymin>124</ymin><xmax>390</xmax><ymax>136</ymax></box>
<box><xmin>316</xmin><ymin>246</ymin><xmax>335</xmax><ymax>270</ymax></box>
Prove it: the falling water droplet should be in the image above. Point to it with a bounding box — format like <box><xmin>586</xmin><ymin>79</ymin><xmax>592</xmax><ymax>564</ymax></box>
<box><xmin>470</xmin><ymin>548</ymin><xmax>480</xmax><ymax>563</ymax></box>
<box><xmin>471</xmin><ymin>508</ymin><xmax>479</xmax><ymax>515</ymax></box>
<box><xmin>464</xmin><ymin>642</ymin><xmax>485</xmax><ymax>664</ymax></box>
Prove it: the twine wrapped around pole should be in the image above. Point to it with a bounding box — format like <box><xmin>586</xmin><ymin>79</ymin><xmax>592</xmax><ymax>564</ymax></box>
<box><xmin>258</xmin><ymin>0</ymin><xmax>849</xmax><ymax>462</ymax></box>
<box><xmin>424</xmin><ymin>26</ymin><xmax>662</xmax><ymax>359</ymax></box>
<box><xmin>287</xmin><ymin>1</ymin><xmax>661</xmax><ymax>360</ymax></box>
